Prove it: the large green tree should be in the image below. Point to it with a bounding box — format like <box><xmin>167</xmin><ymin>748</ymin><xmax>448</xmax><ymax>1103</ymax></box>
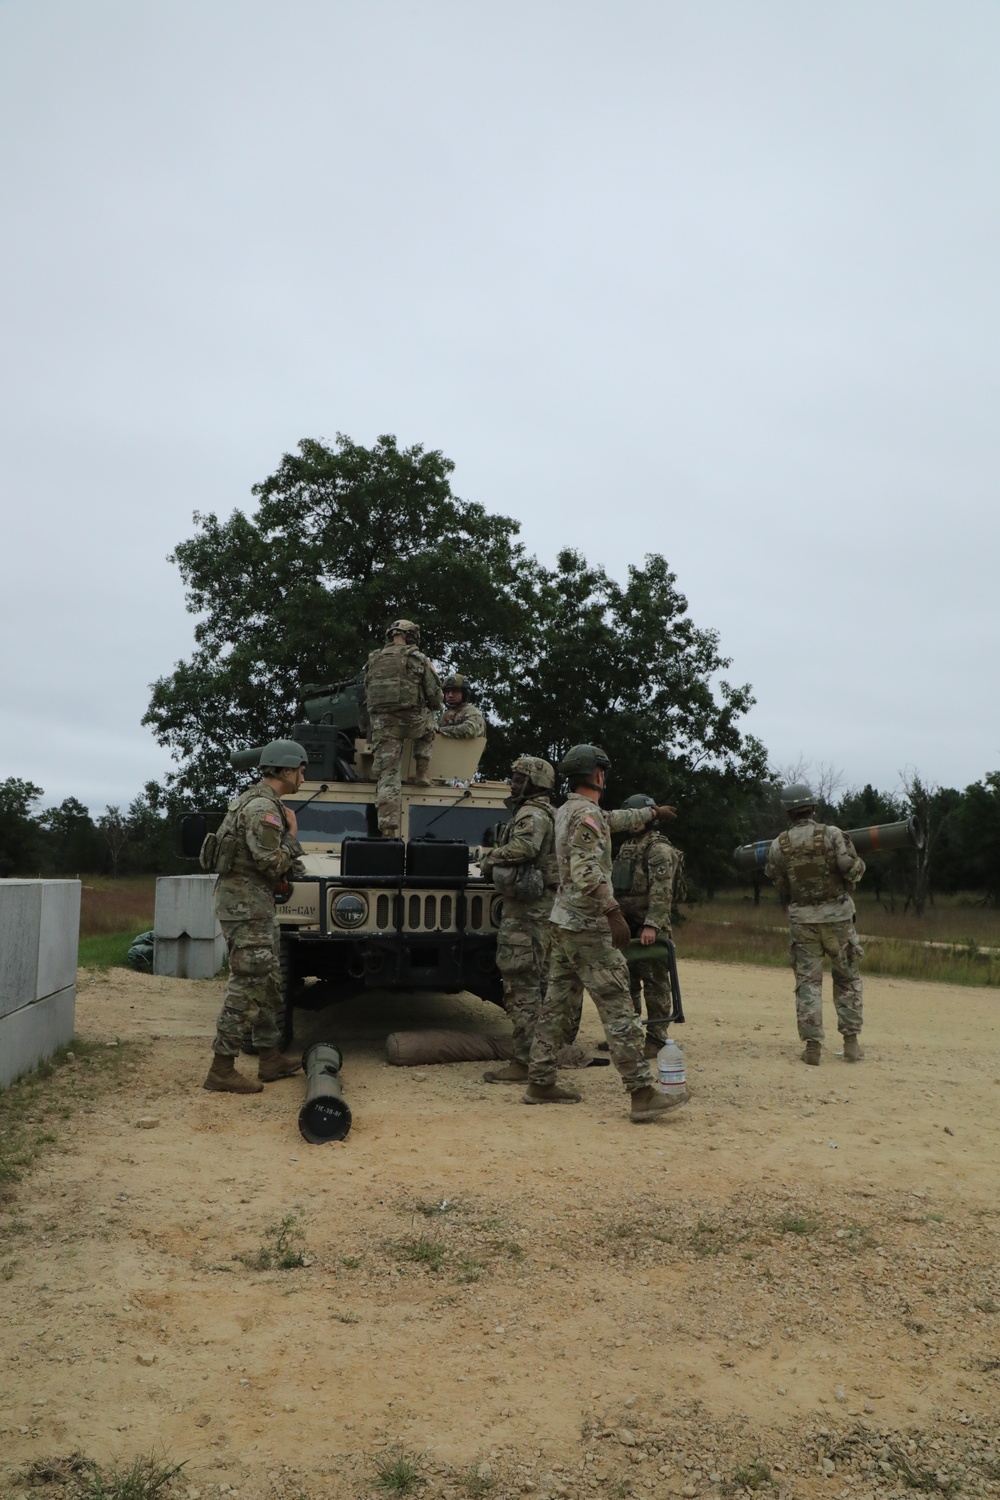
<box><xmin>486</xmin><ymin>549</ymin><xmax>768</xmax><ymax>889</ymax></box>
<box><xmin>145</xmin><ymin>436</ymin><xmax>767</xmax><ymax>891</ymax></box>
<box><xmin>144</xmin><ymin>434</ymin><xmax>545</xmax><ymax>798</ymax></box>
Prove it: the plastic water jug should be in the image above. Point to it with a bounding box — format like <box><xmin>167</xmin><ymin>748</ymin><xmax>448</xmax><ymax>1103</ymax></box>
<box><xmin>656</xmin><ymin>1037</ymin><xmax>687</xmax><ymax>1097</ymax></box>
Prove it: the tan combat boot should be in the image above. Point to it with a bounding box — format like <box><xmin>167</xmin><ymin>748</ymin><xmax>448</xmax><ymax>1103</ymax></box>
<box><xmin>379</xmin><ymin>823</ymin><xmax>400</xmax><ymax>839</ymax></box>
<box><xmin>801</xmin><ymin>1040</ymin><xmax>822</xmax><ymax>1066</ymax></box>
<box><xmin>629</xmin><ymin>1084</ymin><xmax>689</xmax><ymax>1123</ymax></box>
<box><xmin>483</xmin><ymin>1062</ymin><xmax>530</xmax><ymax>1084</ymax></box>
<box><xmin>523</xmin><ymin>1082</ymin><xmax>582</xmax><ymax>1104</ymax></box>
<box><xmin>258</xmin><ymin>1049</ymin><xmax>304</xmax><ymax>1082</ymax></box>
<box><xmin>413</xmin><ymin>757</ymin><xmax>432</xmax><ymax>787</ymax></box>
<box><xmin>842</xmin><ymin>1035</ymin><xmax>864</xmax><ymax>1062</ymax></box>
<box><xmin>203</xmin><ymin>1053</ymin><xmax>264</xmax><ymax>1094</ymax></box>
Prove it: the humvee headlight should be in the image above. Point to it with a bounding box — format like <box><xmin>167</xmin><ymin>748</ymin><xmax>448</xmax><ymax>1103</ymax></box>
<box><xmin>331</xmin><ymin>892</ymin><xmax>369</xmax><ymax>929</ymax></box>
<box><xmin>489</xmin><ymin>896</ymin><xmax>504</xmax><ymax>928</ymax></box>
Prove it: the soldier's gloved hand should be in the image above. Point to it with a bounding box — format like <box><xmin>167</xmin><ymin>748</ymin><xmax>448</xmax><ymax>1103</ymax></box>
<box><xmin>640</xmin><ymin>924</ymin><xmax>657</xmax><ymax>947</ymax></box>
<box><xmin>652</xmin><ymin>804</ymin><xmax>677</xmax><ymax>822</ymax></box>
<box><xmin>606</xmin><ymin>906</ymin><xmax>631</xmax><ymax>949</ymax></box>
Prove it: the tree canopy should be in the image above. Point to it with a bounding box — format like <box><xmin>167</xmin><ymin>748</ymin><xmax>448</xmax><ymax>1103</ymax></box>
<box><xmin>143</xmin><ymin>433</ymin><xmax>767</xmax><ymax>884</ymax></box>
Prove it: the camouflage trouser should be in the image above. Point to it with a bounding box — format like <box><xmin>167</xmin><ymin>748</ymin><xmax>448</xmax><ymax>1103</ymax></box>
<box><xmin>788</xmin><ymin>918</ymin><xmax>864</xmax><ymax>1042</ymax></box>
<box><xmin>214</xmin><ymin>914</ymin><xmax>283</xmax><ymax>1056</ymax></box>
<box><xmin>529</xmin><ymin>926</ymin><xmax>654</xmax><ymax>1093</ymax></box>
<box><xmin>370</xmin><ymin>711</ymin><xmax>436</xmax><ymax>834</ymax></box>
<box><xmin>497</xmin><ymin>908</ymin><xmax>552</xmax><ymax>1067</ymax></box>
<box><xmin>627</xmin><ymin>956</ymin><xmax>673</xmax><ymax>1044</ymax></box>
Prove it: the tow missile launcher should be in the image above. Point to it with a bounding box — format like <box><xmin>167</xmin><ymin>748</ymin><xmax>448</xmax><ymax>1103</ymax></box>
<box><xmin>732</xmin><ymin>816</ymin><xmax>924</xmax><ymax>874</ymax></box>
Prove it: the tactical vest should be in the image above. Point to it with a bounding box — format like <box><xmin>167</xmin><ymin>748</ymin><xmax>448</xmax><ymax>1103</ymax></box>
<box><xmin>778</xmin><ymin>824</ymin><xmax>847</xmax><ymax>905</ymax></box>
<box><xmin>366</xmin><ymin>644</ymin><xmax>424</xmax><ymax>713</ymax></box>
<box><xmin>199</xmin><ymin>783</ymin><xmax>274</xmax><ymax>877</ymax></box>
<box><xmin>493</xmin><ymin>797</ymin><xmax>558</xmax><ymax>901</ymax></box>
<box><xmin>613</xmin><ymin>834</ymin><xmax>682</xmax><ymax>902</ymax></box>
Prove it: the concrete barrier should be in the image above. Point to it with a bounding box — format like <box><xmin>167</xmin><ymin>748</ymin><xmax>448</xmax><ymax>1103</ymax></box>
<box><xmin>0</xmin><ymin>880</ymin><xmax>80</xmax><ymax>1089</ymax></box>
<box><xmin>153</xmin><ymin>875</ymin><xmax>225</xmax><ymax>979</ymax></box>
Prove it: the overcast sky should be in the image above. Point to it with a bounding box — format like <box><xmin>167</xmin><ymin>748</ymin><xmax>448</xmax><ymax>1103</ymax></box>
<box><xmin>1</xmin><ymin>1</ymin><xmax>998</xmax><ymax>814</ymax></box>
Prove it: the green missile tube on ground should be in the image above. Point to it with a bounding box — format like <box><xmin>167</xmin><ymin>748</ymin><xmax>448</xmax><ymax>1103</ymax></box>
<box><xmin>732</xmin><ymin>816</ymin><xmax>924</xmax><ymax>874</ymax></box>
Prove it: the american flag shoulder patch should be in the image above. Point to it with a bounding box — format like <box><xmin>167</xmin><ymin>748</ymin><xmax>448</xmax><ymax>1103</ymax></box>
<box><xmin>582</xmin><ymin>815</ymin><xmax>601</xmax><ymax>834</ymax></box>
<box><xmin>263</xmin><ymin>812</ymin><xmax>283</xmax><ymax>828</ymax></box>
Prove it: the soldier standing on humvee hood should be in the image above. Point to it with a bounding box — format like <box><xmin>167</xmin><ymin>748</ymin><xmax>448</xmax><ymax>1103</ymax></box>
<box><xmin>364</xmin><ymin>619</ymin><xmax>443</xmax><ymax>839</ymax></box>
<box><xmin>201</xmin><ymin>740</ymin><xmax>309</xmax><ymax>1094</ymax></box>
<box><xmin>765</xmin><ymin>782</ymin><xmax>866</xmax><ymax>1066</ymax></box>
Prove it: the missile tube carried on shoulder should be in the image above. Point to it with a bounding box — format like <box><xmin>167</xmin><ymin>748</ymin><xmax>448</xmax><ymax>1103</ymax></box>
<box><xmin>732</xmin><ymin>816</ymin><xmax>924</xmax><ymax>874</ymax></box>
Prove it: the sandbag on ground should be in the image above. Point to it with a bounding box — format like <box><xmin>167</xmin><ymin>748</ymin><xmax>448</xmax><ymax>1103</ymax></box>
<box><xmin>385</xmin><ymin>1031</ymin><xmax>596</xmax><ymax>1069</ymax></box>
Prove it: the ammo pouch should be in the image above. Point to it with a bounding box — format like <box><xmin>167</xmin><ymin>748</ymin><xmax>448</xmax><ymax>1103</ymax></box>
<box><xmin>513</xmin><ymin>866</ymin><xmax>545</xmax><ymax>902</ymax></box>
<box><xmin>492</xmin><ymin>864</ymin><xmax>545</xmax><ymax>901</ymax></box>
<box><xmin>199</xmin><ymin>805</ymin><xmax>240</xmax><ymax>875</ymax></box>
<box><xmin>612</xmin><ymin>855</ymin><xmax>635</xmax><ymax>897</ymax></box>
<box><xmin>198</xmin><ymin>832</ymin><xmax>219</xmax><ymax>872</ymax></box>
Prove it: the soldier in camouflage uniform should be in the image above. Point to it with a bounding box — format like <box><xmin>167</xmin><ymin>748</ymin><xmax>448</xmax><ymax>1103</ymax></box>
<box><xmin>526</xmin><ymin>744</ymin><xmax>688</xmax><ymax>1122</ymax></box>
<box><xmin>765</xmin><ymin>782</ymin><xmax>866</xmax><ymax>1065</ymax></box>
<box><xmin>364</xmin><ymin>620</ymin><xmax>443</xmax><ymax>837</ymax></box>
<box><xmin>200</xmin><ymin>740</ymin><xmax>308</xmax><ymax>1094</ymax></box>
<box><xmin>479</xmin><ymin>755</ymin><xmax>558</xmax><ymax>1085</ymax></box>
<box><xmin>614</xmin><ymin>793</ymin><xmax>685</xmax><ymax>1058</ymax></box>
<box><xmin>437</xmin><ymin>674</ymin><xmax>486</xmax><ymax>739</ymax></box>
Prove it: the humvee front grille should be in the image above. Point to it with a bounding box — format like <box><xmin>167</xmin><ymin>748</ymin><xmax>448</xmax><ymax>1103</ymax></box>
<box><xmin>367</xmin><ymin>890</ymin><xmax>484</xmax><ymax>934</ymax></box>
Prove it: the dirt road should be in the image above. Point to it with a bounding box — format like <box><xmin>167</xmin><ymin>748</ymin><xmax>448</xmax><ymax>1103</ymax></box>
<box><xmin>2</xmin><ymin>961</ymin><xmax>1000</xmax><ymax>1500</ymax></box>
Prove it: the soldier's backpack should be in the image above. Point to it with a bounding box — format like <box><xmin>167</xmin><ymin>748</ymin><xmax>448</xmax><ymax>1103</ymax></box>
<box><xmin>365</xmin><ymin>644</ymin><xmax>424</xmax><ymax>713</ymax></box>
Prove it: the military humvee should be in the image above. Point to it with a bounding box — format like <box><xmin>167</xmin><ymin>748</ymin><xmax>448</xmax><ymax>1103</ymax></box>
<box><xmin>221</xmin><ymin>677</ymin><xmax>510</xmax><ymax>1014</ymax></box>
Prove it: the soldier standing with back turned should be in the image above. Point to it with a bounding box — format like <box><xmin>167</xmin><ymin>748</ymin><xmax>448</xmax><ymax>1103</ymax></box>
<box><xmin>478</xmin><ymin>756</ymin><xmax>558</xmax><ymax>1085</ymax></box>
<box><xmin>201</xmin><ymin>740</ymin><xmax>309</xmax><ymax>1094</ymax></box>
<box><xmin>765</xmin><ymin>782</ymin><xmax>866</xmax><ymax>1065</ymax></box>
<box><xmin>613</xmin><ymin>792</ymin><xmax>685</xmax><ymax>1057</ymax></box>
<box><xmin>525</xmin><ymin>744</ymin><xmax>688</xmax><ymax>1122</ymax></box>
<box><xmin>364</xmin><ymin>619</ymin><xmax>443</xmax><ymax>838</ymax></box>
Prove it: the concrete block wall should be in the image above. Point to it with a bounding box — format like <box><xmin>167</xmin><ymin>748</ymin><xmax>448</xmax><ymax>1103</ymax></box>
<box><xmin>153</xmin><ymin>875</ymin><xmax>226</xmax><ymax>979</ymax></box>
<box><xmin>0</xmin><ymin>880</ymin><xmax>80</xmax><ymax>1089</ymax></box>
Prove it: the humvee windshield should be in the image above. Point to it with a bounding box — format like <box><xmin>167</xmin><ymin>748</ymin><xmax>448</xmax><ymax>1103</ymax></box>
<box><xmin>408</xmin><ymin>803</ymin><xmax>509</xmax><ymax>846</ymax></box>
<box><xmin>285</xmin><ymin>800</ymin><xmax>378</xmax><ymax>842</ymax></box>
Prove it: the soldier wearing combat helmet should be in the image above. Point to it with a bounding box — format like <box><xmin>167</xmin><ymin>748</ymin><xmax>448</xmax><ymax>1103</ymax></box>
<box><xmin>479</xmin><ymin>755</ymin><xmax>558</xmax><ymax>1084</ymax></box>
<box><xmin>200</xmin><ymin>740</ymin><xmax>308</xmax><ymax>1094</ymax></box>
<box><xmin>614</xmin><ymin>793</ymin><xmax>686</xmax><ymax>1057</ymax></box>
<box><xmin>437</xmin><ymin>674</ymin><xmax>486</xmax><ymax>740</ymax></box>
<box><xmin>525</xmin><ymin>743</ymin><xmax>687</xmax><ymax>1122</ymax></box>
<box><xmin>364</xmin><ymin>619</ymin><xmax>443</xmax><ymax>837</ymax></box>
<box><xmin>765</xmin><ymin>782</ymin><xmax>866</xmax><ymax>1065</ymax></box>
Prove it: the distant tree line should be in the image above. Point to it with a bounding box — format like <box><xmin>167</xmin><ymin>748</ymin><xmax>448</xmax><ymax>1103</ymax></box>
<box><xmin>0</xmin><ymin>778</ymin><xmax>183</xmax><ymax>880</ymax></box>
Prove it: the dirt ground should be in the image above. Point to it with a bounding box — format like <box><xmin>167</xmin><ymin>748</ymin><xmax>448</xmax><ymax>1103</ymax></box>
<box><xmin>3</xmin><ymin>960</ymin><xmax>1000</xmax><ymax>1500</ymax></box>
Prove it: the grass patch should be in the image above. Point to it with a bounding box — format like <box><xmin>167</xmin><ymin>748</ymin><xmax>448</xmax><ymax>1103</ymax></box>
<box><xmin>78</xmin><ymin>931</ymin><xmax>137</xmax><ymax>970</ymax></box>
<box><xmin>235</xmin><ymin>1214</ymin><xmax>307</xmax><ymax>1272</ymax></box>
<box><xmin>373</xmin><ymin>1450</ymin><xmax>421</xmax><ymax>1493</ymax></box>
<box><xmin>777</xmin><ymin>1213</ymin><xmax>818</xmax><ymax>1236</ymax></box>
<box><xmin>459</xmin><ymin>1465</ymin><xmax>496</xmax><ymax>1496</ymax></box>
<box><xmin>22</xmin><ymin>1452</ymin><xmax>184</xmax><ymax>1500</ymax></box>
<box><xmin>339</xmin><ymin>1254</ymin><xmax>362</xmax><ymax>1269</ymax></box>
<box><xmin>79</xmin><ymin>878</ymin><xmax>156</xmax><ymax>940</ymax></box>
<box><xmin>724</xmin><ymin>1460</ymin><xmax>774</xmax><ymax>1494</ymax></box>
<box><xmin>0</xmin><ymin>1039</ymin><xmax>133</xmax><ymax>1202</ymax></box>
<box><xmin>395</xmin><ymin>1236</ymin><xmax>447</xmax><ymax>1272</ymax></box>
<box><xmin>683</xmin><ymin>893</ymin><xmax>1000</xmax><ymax>986</ymax></box>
